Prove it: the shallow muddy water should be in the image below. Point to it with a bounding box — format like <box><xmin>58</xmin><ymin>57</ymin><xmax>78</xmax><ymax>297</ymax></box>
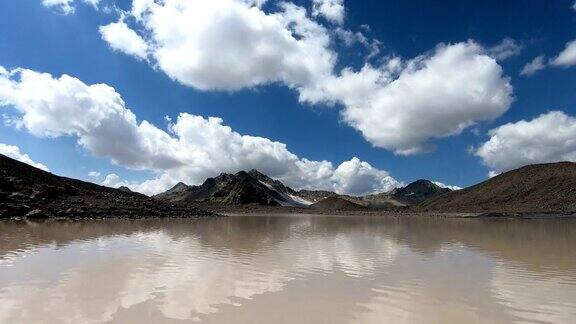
<box><xmin>0</xmin><ymin>215</ymin><xmax>575</xmax><ymax>323</ymax></box>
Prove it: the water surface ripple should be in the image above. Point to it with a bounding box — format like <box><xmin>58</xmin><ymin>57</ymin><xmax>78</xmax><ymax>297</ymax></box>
<box><xmin>0</xmin><ymin>216</ymin><xmax>575</xmax><ymax>323</ymax></box>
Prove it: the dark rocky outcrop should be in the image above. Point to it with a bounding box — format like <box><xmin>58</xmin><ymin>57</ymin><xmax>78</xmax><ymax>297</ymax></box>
<box><xmin>247</xmin><ymin>169</ymin><xmax>297</xmax><ymax>196</ymax></box>
<box><xmin>117</xmin><ymin>186</ymin><xmax>133</xmax><ymax>193</ymax></box>
<box><xmin>297</xmin><ymin>190</ymin><xmax>340</xmax><ymax>203</ymax></box>
<box><xmin>0</xmin><ymin>154</ymin><xmax>216</xmax><ymax>219</ymax></box>
<box><xmin>310</xmin><ymin>197</ymin><xmax>367</xmax><ymax>211</ymax></box>
<box><xmin>392</xmin><ymin>180</ymin><xmax>451</xmax><ymax>205</ymax></box>
<box><xmin>416</xmin><ymin>162</ymin><xmax>576</xmax><ymax>213</ymax></box>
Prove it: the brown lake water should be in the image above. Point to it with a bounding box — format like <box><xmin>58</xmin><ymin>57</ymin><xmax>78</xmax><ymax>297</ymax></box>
<box><xmin>0</xmin><ymin>215</ymin><xmax>575</xmax><ymax>324</ymax></box>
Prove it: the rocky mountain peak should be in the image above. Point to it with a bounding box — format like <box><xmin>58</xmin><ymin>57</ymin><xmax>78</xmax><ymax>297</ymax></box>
<box><xmin>155</xmin><ymin>169</ymin><xmax>308</xmax><ymax>207</ymax></box>
<box><xmin>393</xmin><ymin>179</ymin><xmax>451</xmax><ymax>205</ymax></box>
<box><xmin>117</xmin><ymin>186</ymin><xmax>133</xmax><ymax>193</ymax></box>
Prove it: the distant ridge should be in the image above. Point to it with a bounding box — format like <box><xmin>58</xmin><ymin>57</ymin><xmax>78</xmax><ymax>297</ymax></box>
<box><xmin>155</xmin><ymin>170</ymin><xmax>457</xmax><ymax>209</ymax></box>
<box><xmin>297</xmin><ymin>190</ymin><xmax>404</xmax><ymax>209</ymax></box>
<box><xmin>416</xmin><ymin>162</ymin><xmax>576</xmax><ymax>213</ymax></box>
<box><xmin>310</xmin><ymin>197</ymin><xmax>367</xmax><ymax>211</ymax></box>
<box><xmin>298</xmin><ymin>179</ymin><xmax>451</xmax><ymax>209</ymax></box>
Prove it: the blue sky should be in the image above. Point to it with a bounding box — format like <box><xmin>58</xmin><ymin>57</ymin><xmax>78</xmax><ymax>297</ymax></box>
<box><xmin>1</xmin><ymin>0</ymin><xmax>576</xmax><ymax>195</ymax></box>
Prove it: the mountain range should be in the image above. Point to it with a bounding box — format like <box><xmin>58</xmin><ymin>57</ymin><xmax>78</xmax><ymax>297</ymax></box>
<box><xmin>153</xmin><ymin>169</ymin><xmax>453</xmax><ymax>210</ymax></box>
<box><xmin>2</xmin><ymin>151</ymin><xmax>576</xmax><ymax>219</ymax></box>
<box><xmin>147</xmin><ymin>161</ymin><xmax>576</xmax><ymax>214</ymax></box>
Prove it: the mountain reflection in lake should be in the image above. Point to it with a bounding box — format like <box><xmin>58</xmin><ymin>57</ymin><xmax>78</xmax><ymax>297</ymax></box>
<box><xmin>0</xmin><ymin>215</ymin><xmax>575</xmax><ymax>324</ymax></box>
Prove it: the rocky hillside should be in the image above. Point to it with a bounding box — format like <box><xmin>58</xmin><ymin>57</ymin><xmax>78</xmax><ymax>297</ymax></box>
<box><xmin>153</xmin><ymin>182</ymin><xmax>189</xmax><ymax>200</ymax></box>
<box><xmin>362</xmin><ymin>192</ymin><xmax>408</xmax><ymax>208</ymax></box>
<box><xmin>310</xmin><ymin>197</ymin><xmax>368</xmax><ymax>211</ymax></box>
<box><xmin>416</xmin><ymin>162</ymin><xmax>576</xmax><ymax>213</ymax></box>
<box><xmin>297</xmin><ymin>190</ymin><xmax>340</xmax><ymax>203</ymax></box>
<box><xmin>0</xmin><ymin>154</ymin><xmax>215</xmax><ymax>219</ymax></box>
<box><xmin>154</xmin><ymin>170</ymin><xmax>313</xmax><ymax>207</ymax></box>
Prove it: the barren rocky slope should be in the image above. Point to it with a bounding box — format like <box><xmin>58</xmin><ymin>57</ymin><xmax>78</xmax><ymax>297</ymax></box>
<box><xmin>416</xmin><ymin>162</ymin><xmax>576</xmax><ymax>213</ymax></box>
<box><xmin>0</xmin><ymin>154</ymin><xmax>215</xmax><ymax>219</ymax></box>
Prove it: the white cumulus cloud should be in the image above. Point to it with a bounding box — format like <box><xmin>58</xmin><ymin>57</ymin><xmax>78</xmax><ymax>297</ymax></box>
<box><xmin>0</xmin><ymin>66</ymin><xmax>400</xmax><ymax>196</ymax></box>
<box><xmin>96</xmin><ymin>2</ymin><xmax>513</xmax><ymax>156</ymax></box>
<box><xmin>101</xmin><ymin>173</ymin><xmax>123</xmax><ymax>187</ymax></box>
<box><xmin>312</xmin><ymin>0</ymin><xmax>345</xmax><ymax>25</ymax></box>
<box><xmin>0</xmin><ymin>66</ymin><xmax>181</xmax><ymax>171</ymax></box>
<box><xmin>103</xmin><ymin>0</ymin><xmax>336</xmax><ymax>91</ymax></box>
<box><xmin>318</xmin><ymin>157</ymin><xmax>400</xmax><ymax>195</ymax></box>
<box><xmin>0</xmin><ymin>143</ymin><xmax>49</xmax><ymax>171</ymax></box>
<box><xmin>99</xmin><ymin>20</ymin><xmax>149</xmax><ymax>60</ymax></box>
<box><xmin>300</xmin><ymin>41</ymin><xmax>514</xmax><ymax>155</ymax></box>
<box><xmin>475</xmin><ymin>111</ymin><xmax>576</xmax><ymax>174</ymax></box>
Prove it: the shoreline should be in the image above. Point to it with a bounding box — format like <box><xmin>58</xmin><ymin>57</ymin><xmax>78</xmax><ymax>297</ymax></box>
<box><xmin>3</xmin><ymin>210</ymin><xmax>576</xmax><ymax>222</ymax></box>
<box><xmin>183</xmin><ymin>202</ymin><xmax>576</xmax><ymax>219</ymax></box>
